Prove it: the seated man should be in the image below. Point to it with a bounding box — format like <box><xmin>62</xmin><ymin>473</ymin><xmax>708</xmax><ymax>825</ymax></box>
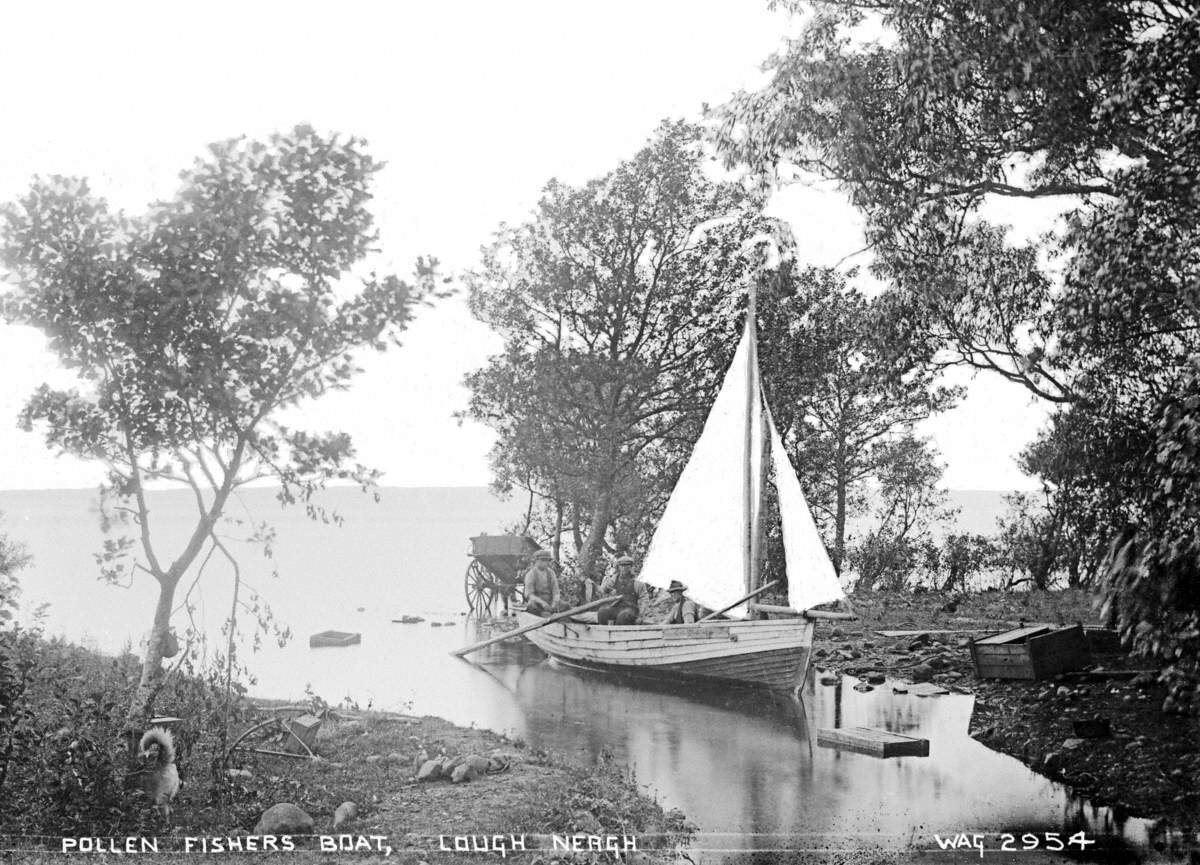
<box><xmin>523</xmin><ymin>549</ymin><xmax>563</xmax><ymax>616</ymax></box>
<box><xmin>661</xmin><ymin>580</ymin><xmax>699</xmax><ymax>624</ymax></box>
<box><xmin>597</xmin><ymin>554</ymin><xmax>648</xmax><ymax>625</ymax></box>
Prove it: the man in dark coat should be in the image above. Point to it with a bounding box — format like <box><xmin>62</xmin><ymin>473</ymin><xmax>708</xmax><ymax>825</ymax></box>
<box><xmin>597</xmin><ymin>554</ymin><xmax>647</xmax><ymax>625</ymax></box>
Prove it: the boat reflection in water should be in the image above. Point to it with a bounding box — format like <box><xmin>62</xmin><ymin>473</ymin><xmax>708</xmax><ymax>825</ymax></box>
<box><xmin>473</xmin><ymin>640</ymin><xmax>1161</xmax><ymax>861</ymax></box>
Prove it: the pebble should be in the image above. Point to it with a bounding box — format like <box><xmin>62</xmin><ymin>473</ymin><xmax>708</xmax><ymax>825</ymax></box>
<box><xmin>853</xmin><ymin>682</ymin><xmax>874</xmax><ymax>692</ymax></box>
<box><xmin>1061</xmin><ymin>738</ymin><xmax>1086</xmax><ymax>750</ymax></box>
<box><xmin>1056</xmin><ymin>686</ymin><xmax>1072</xmax><ymax>697</ymax></box>
<box><xmin>911</xmin><ymin>663</ymin><xmax>934</xmax><ymax>683</ymax></box>
<box><xmin>819</xmin><ymin>674</ymin><xmax>840</xmax><ymax>686</ymax></box>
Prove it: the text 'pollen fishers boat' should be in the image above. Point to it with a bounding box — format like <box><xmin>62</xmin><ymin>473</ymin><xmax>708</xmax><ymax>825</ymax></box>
<box><xmin>517</xmin><ymin>290</ymin><xmax>850</xmax><ymax>692</ymax></box>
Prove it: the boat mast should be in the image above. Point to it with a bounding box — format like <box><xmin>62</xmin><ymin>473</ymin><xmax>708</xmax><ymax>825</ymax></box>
<box><xmin>743</xmin><ymin>284</ymin><xmax>763</xmax><ymax>596</ymax></box>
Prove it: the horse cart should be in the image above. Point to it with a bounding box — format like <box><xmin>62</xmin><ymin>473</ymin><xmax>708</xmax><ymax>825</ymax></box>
<box><xmin>464</xmin><ymin>534</ymin><xmax>541</xmax><ymax>616</ymax></box>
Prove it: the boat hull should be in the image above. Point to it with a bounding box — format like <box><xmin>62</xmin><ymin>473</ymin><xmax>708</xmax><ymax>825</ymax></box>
<box><xmin>515</xmin><ymin>612</ymin><xmax>813</xmax><ymax>691</ymax></box>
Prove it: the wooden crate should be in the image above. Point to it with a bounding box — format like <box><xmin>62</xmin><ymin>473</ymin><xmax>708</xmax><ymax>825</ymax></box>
<box><xmin>284</xmin><ymin>714</ymin><xmax>322</xmax><ymax>755</ymax></box>
<box><xmin>817</xmin><ymin>726</ymin><xmax>930</xmax><ymax>758</ymax></box>
<box><xmin>970</xmin><ymin>624</ymin><xmax>1091</xmax><ymax>680</ymax></box>
<box><xmin>469</xmin><ymin>534</ymin><xmax>538</xmax><ymax>559</ymax></box>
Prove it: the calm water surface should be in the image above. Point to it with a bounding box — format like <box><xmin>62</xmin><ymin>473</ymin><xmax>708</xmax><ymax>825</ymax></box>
<box><xmin>264</xmin><ymin>617</ymin><xmax>1174</xmax><ymax>862</ymax></box>
<box><xmin>2</xmin><ymin>487</ymin><xmax>1183</xmax><ymax>861</ymax></box>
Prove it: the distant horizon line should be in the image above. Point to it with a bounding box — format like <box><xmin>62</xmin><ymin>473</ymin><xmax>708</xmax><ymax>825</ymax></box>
<box><xmin>0</xmin><ymin>483</ymin><xmax>1027</xmax><ymax>495</ymax></box>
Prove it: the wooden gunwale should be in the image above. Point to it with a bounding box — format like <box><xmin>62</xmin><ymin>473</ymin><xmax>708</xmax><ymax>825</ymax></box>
<box><xmin>516</xmin><ymin>612</ymin><xmax>813</xmax><ymax>688</ymax></box>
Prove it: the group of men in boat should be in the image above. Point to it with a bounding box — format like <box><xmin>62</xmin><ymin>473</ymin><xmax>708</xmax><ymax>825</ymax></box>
<box><xmin>523</xmin><ymin>549</ymin><xmax>699</xmax><ymax>625</ymax></box>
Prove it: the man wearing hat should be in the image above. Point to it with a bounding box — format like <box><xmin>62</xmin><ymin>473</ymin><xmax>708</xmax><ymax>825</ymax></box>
<box><xmin>523</xmin><ymin>549</ymin><xmax>563</xmax><ymax>616</ymax></box>
<box><xmin>661</xmin><ymin>580</ymin><xmax>699</xmax><ymax>624</ymax></box>
<box><xmin>597</xmin><ymin>554</ymin><xmax>648</xmax><ymax>625</ymax></box>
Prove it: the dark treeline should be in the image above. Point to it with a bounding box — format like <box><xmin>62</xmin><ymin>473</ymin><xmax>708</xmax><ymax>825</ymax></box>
<box><xmin>465</xmin><ymin>1</ymin><xmax>1200</xmax><ymax>676</ymax></box>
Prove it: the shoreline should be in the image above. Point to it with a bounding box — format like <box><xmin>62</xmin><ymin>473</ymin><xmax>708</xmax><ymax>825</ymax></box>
<box><xmin>808</xmin><ymin>589</ymin><xmax>1199</xmax><ymax>836</ymax></box>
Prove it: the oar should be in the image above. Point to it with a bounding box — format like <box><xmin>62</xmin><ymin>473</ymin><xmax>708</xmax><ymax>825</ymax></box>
<box><xmin>697</xmin><ymin>580</ymin><xmax>780</xmax><ymax>623</ymax></box>
<box><xmin>450</xmin><ymin>597</ymin><xmax>612</xmax><ymax>657</ymax></box>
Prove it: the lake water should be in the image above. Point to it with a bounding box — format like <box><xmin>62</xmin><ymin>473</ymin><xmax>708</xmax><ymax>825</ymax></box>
<box><xmin>0</xmin><ymin>487</ymin><xmax>1180</xmax><ymax>861</ymax></box>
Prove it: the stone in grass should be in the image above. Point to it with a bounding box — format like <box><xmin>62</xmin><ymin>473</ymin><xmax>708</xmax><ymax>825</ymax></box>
<box><xmin>910</xmin><ymin>663</ymin><xmax>934</xmax><ymax>683</ymax></box>
<box><xmin>451</xmin><ymin>762</ymin><xmax>479</xmax><ymax>783</ymax></box>
<box><xmin>416</xmin><ymin>759</ymin><xmax>443</xmax><ymax>781</ymax></box>
<box><xmin>254</xmin><ymin>803</ymin><xmax>315</xmax><ymax>835</ymax></box>
<box><xmin>571</xmin><ymin>810</ymin><xmax>603</xmax><ymax>835</ymax></box>
<box><xmin>333</xmin><ymin>801</ymin><xmax>358</xmax><ymax>830</ymax></box>
<box><xmin>1061</xmin><ymin>738</ymin><xmax>1086</xmax><ymax>750</ymax></box>
<box><xmin>462</xmin><ymin>754</ymin><xmax>491</xmax><ymax>774</ymax></box>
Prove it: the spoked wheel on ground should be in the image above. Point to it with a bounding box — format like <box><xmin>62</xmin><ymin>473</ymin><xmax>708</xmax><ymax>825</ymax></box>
<box><xmin>465</xmin><ymin>559</ymin><xmax>496</xmax><ymax>616</ymax></box>
<box><xmin>224</xmin><ymin>706</ymin><xmax>321</xmax><ymax>767</ymax></box>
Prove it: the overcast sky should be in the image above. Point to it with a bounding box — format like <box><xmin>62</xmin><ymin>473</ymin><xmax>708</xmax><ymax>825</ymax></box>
<box><xmin>0</xmin><ymin>0</ymin><xmax>1049</xmax><ymax>493</ymax></box>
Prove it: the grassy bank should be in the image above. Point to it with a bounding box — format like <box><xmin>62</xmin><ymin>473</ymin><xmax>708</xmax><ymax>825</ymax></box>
<box><xmin>0</xmin><ymin>631</ymin><xmax>691</xmax><ymax>863</ymax></box>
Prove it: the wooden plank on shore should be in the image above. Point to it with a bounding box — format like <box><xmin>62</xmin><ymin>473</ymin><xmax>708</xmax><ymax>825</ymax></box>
<box><xmin>875</xmin><ymin>629</ymin><xmax>993</xmax><ymax>637</ymax></box>
<box><xmin>907</xmin><ymin>682</ymin><xmax>951</xmax><ymax>696</ymax></box>
<box><xmin>974</xmin><ymin>625</ymin><xmax>1052</xmax><ymax>645</ymax></box>
<box><xmin>817</xmin><ymin>726</ymin><xmax>930</xmax><ymax>758</ymax></box>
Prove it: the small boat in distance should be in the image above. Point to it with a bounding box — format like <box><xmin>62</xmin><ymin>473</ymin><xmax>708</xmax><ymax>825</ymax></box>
<box><xmin>518</xmin><ymin>290</ymin><xmax>849</xmax><ymax>691</ymax></box>
<box><xmin>309</xmin><ymin>630</ymin><xmax>362</xmax><ymax>648</ymax></box>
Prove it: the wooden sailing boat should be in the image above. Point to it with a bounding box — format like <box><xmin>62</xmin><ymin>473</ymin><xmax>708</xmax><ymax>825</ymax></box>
<box><xmin>517</xmin><ymin>291</ymin><xmax>847</xmax><ymax>690</ymax></box>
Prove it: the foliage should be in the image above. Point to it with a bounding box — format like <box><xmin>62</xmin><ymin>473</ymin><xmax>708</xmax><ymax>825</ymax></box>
<box><xmin>0</xmin><ymin>628</ymin><xmax>248</xmax><ymax>836</ymax></box>
<box><xmin>464</xmin><ymin>121</ymin><xmax>776</xmax><ymax>579</ymax></box>
<box><xmin>715</xmin><ymin>0</ymin><xmax>1200</xmax><ymax>666</ymax></box>
<box><xmin>845</xmin><ymin>437</ymin><xmax>956</xmax><ymax>590</ymax></box>
<box><xmin>1104</xmin><ymin>365</ymin><xmax>1200</xmax><ymax>675</ymax></box>
<box><xmin>930</xmin><ymin>532</ymin><xmax>1000</xmax><ymax>593</ymax></box>
<box><xmin>0</xmin><ymin>511</ymin><xmax>30</xmax><ymax>627</ymax></box>
<box><xmin>757</xmin><ymin>264</ymin><xmax>959</xmax><ymax>571</ymax></box>
<box><xmin>0</xmin><ymin>126</ymin><xmax>436</xmax><ymax>720</ymax></box>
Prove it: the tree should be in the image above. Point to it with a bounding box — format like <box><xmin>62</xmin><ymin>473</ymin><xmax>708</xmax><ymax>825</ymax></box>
<box><xmin>932</xmin><ymin>533</ymin><xmax>999</xmax><ymax>593</ymax></box>
<box><xmin>757</xmin><ymin>264</ymin><xmax>959</xmax><ymax>571</ymax></box>
<box><xmin>0</xmin><ymin>126</ymin><xmax>435</xmax><ymax>722</ymax></box>
<box><xmin>465</xmin><ymin>121</ymin><xmax>776</xmax><ymax>582</ymax></box>
<box><xmin>845</xmin><ymin>436</ymin><xmax>956</xmax><ymax>590</ymax></box>
<box><xmin>714</xmin><ymin>1</ymin><xmax>1200</xmax><ymax>666</ymax></box>
<box><xmin>0</xmin><ymin>514</ymin><xmax>30</xmax><ymax>628</ymax></box>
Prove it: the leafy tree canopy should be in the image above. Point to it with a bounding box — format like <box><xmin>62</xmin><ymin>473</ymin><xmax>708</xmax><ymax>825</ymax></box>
<box><xmin>715</xmin><ymin>0</ymin><xmax>1200</xmax><ymax>669</ymax></box>
<box><xmin>465</xmin><ymin>121</ymin><xmax>777</xmax><ymax>581</ymax></box>
<box><xmin>758</xmin><ymin>263</ymin><xmax>959</xmax><ymax>570</ymax></box>
<box><xmin>0</xmin><ymin>125</ymin><xmax>436</xmax><ymax>719</ymax></box>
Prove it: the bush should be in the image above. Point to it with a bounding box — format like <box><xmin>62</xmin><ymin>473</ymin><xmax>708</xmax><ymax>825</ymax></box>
<box><xmin>0</xmin><ymin>629</ymin><xmax>248</xmax><ymax>836</ymax></box>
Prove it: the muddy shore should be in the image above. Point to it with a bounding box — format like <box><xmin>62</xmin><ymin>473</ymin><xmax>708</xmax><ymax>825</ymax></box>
<box><xmin>809</xmin><ymin>589</ymin><xmax>1199</xmax><ymax>835</ymax></box>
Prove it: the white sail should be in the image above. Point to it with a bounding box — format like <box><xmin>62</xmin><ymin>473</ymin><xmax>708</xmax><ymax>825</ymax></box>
<box><xmin>766</xmin><ymin>408</ymin><xmax>845</xmax><ymax>610</ymax></box>
<box><xmin>638</xmin><ymin>314</ymin><xmax>845</xmax><ymax>617</ymax></box>
<box><xmin>638</xmin><ymin>322</ymin><xmax>765</xmax><ymax>615</ymax></box>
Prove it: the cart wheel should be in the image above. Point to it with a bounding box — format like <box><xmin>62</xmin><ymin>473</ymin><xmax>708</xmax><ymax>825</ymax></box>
<box><xmin>465</xmin><ymin>560</ymin><xmax>494</xmax><ymax>616</ymax></box>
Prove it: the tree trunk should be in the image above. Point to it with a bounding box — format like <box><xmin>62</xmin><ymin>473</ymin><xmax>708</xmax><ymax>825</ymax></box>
<box><xmin>127</xmin><ymin>575</ymin><xmax>180</xmax><ymax>726</ymax></box>
<box><xmin>552</xmin><ymin>499</ymin><xmax>564</xmax><ymax>564</ymax></box>
<box><xmin>832</xmin><ymin>434</ymin><xmax>848</xmax><ymax>574</ymax></box>
<box><xmin>577</xmin><ymin>490</ymin><xmax>613</xmax><ymax>583</ymax></box>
